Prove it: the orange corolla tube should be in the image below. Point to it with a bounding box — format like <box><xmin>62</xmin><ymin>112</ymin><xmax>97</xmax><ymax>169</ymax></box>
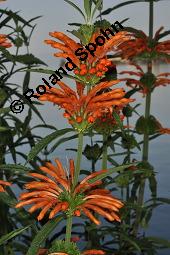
<box><xmin>0</xmin><ymin>34</ymin><xmax>12</xmax><ymax>48</ymax></box>
<box><xmin>37</xmin><ymin>79</ymin><xmax>133</xmax><ymax>132</ymax></box>
<box><xmin>0</xmin><ymin>180</ymin><xmax>11</xmax><ymax>192</ymax></box>
<box><xmin>120</xmin><ymin>64</ymin><xmax>170</xmax><ymax>95</ymax></box>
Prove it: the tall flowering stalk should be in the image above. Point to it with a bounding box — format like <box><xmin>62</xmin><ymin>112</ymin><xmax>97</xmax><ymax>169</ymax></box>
<box><xmin>133</xmin><ymin>0</ymin><xmax>154</xmax><ymax>235</ymax></box>
<box><xmin>11</xmin><ymin>1</ymin><xmax>137</xmax><ymax>253</ymax></box>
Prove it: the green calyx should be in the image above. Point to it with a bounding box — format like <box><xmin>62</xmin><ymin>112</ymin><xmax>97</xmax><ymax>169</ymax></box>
<box><xmin>140</xmin><ymin>72</ymin><xmax>156</xmax><ymax>92</ymax></box>
<box><xmin>78</xmin><ymin>24</ymin><xmax>94</xmax><ymax>45</ymax></box>
<box><xmin>135</xmin><ymin>115</ymin><xmax>162</xmax><ymax>135</ymax></box>
<box><xmin>49</xmin><ymin>240</ymin><xmax>80</xmax><ymax>255</ymax></box>
<box><xmin>94</xmin><ymin>19</ymin><xmax>111</xmax><ymax>31</ymax></box>
<box><xmin>59</xmin><ymin>190</ymin><xmax>85</xmax><ymax>215</ymax></box>
<box><xmin>84</xmin><ymin>144</ymin><xmax>102</xmax><ymax>162</ymax></box>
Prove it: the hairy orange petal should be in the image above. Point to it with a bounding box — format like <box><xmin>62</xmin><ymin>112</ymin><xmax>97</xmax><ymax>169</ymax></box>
<box><xmin>49</xmin><ymin>203</ymin><xmax>62</xmax><ymax>219</ymax></box>
<box><xmin>82</xmin><ymin>207</ymin><xmax>101</xmax><ymax>225</ymax></box>
<box><xmin>84</xmin><ymin>204</ymin><xmax>114</xmax><ymax>221</ymax></box>
<box><xmin>54</xmin><ymin>158</ymin><xmax>67</xmax><ymax>179</ymax></box>
<box><xmin>83</xmin><ymin>250</ymin><xmax>105</xmax><ymax>255</ymax></box>
<box><xmin>28</xmin><ymin>201</ymin><xmax>49</xmax><ymax>213</ymax></box>
<box><xmin>37</xmin><ymin>202</ymin><xmax>53</xmax><ymax>221</ymax></box>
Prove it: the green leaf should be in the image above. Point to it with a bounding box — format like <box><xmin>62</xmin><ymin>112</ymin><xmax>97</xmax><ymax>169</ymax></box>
<box><xmin>136</xmin><ymin>115</ymin><xmax>161</xmax><ymax>135</ymax></box>
<box><xmin>14</xmin><ymin>54</ymin><xmax>47</xmax><ymax>66</ymax></box>
<box><xmin>154</xmin><ymin>197</ymin><xmax>170</xmax><ymax>204</ymax></box>
<box><xmin>0</xmin><ymin>126</ymin><xmax>9</xmax><ymax>132</ymax></box>
<box><xmin>148</xmin><ymin>237</ymin><xmax>170</xmax><ymax>248</ymax></box>
<box><xmin>148</xmin><ymin>174</ymin><xmax>157</xmax><ymax>198</ymax></box>
<box><xmin>28</xmin><ymin>68</ymin><xmax>78</xmax><ymax>81</ymax></box>
<box><xmin>0</xmin><ymin>192</ymin><xmax>16</xmax><ymax>207</ymax></box>
<box><xmin>26</xmin><ymin>216</ymin><xmax>62</xmax><ymax>255</ymax></box>
<box><xmin>50</xmin><ymin>134</ymin><xmax>78</xmax><ymax>153</ymax></box>
<box><xmin>27</xmin><ymin>128</ymin><xmax>73</xmax><ymax>161</ymax></box>
<box><xmin>0</xmin><ymin>15</ymin><xmax>12</xmax><ymax>29</ymax></box>
<box><xmin>84</xmin><ymin>0</ymin><xmax>92</xmax><ymax>21</ymax></box>
<box><xmin>156</xmin><ymin>30</ymin><xmax>170</xmax><ymax>41</ymax></box>
<box><xmin>121</xmin><ymin>234</ymin><xmax>141</xmax><ymax>252</ymax></box>
<box><xmin>0</xmin><ymin>226</ymin><xmax>30</xmax><ymax>246</ymax></box>
<box><xmin>64</xmin><ymin>0</ymin><xmax>86</xmax><ymax>20</ymax></box>
<box><xmin>92</xmin><ymin>0</ymin><xmax>103</xmax><ymax>19</ymax></box>
<box><xmin>88</xmin><ymin>163</ymin><xmax>134</xmax><ymax>183</ymax></box>
<box><xmin>23</xmin><ymin>70</ymin><xmax>31</xmax><ymax>93</ymax></box>
<box><xmin>10</xmin><ymin>89</ymin><xmax>44</xmax><ymax>123</ymax></box>
<box><xmin>112</xmin><ymin>111</ymin><xmax>125</xmax><ymax>135</ymax></box>
<box><xmin>100</xmin><ymin>1</ymin><xmax>144</xmax><ymax>16</ymax></box>
<box><xmin>0</xmin><ymin>107</ymin><xmax>10</xmax><ymax>115</ymax></box>
<box><xmin>68</xmin><ymin>23</ymin><xmax>82</xmax><ymax>27</ymax></box>
<box><xmin>0</xmin><ymin>9</ymin><xmax>34</xmax><ymax>28</ymax></box>
<box><xmin>0</xmin><ymin>164</ymin><xmax>31</xmax><ymax>174</ymax></box>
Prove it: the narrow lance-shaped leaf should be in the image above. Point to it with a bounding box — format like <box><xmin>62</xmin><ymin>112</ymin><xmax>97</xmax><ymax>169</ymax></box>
<box><xmin>120</xmin><ymin>234</ymin><xmax>141</xmax><ymax>252</ymax></box>
<box><xmin>112</xmin><ymin>111</ymin><xmax>125</xmax><ymax>136</ymax></box>
<box><xmin>147</xmin><ymin>237</ymin><xmax>170</xmax><ymax>248</ymax></box>
<box><xmin>0</xmin><ymin>164</ymin><xmax>31</xmax><ymax>174</ymax></box>
<box><xmin>88</xmin><ymin>163</ymin><xmax>135</xmax><ymax>184</ymax></box>
<box><xmin>28</xmin><ymin>68</ymin><xmax>78</xmax><ymax>81</ymax></box>
<box><xmin>84</xmin><ymin>0</ymin><xmax>92</xmax><ymax>21</ymax></box>
<box><xmin>27</xmin><ymin>128</ymin><xmax>74</xmax><ymax>161</ymax></box>
<box><xmin>0</xmin><ymin>9</ymin><xmax>34</xmax><ymax>27</ymax></box>
<box><xmin>100</xmin><ymin>1</ymin><xmax>144</xmax><ymax>16</ymax></box>
<box><xmin>0</xmin><ymin>226</ymin><xmax>30</xmax><ymax>246</ymax></box>
<box><xmin>92</xmin><ymin>0</ymin><xmax>103</xmax><ymax>19</ymax></box>
<box><xmin>23</xmin><ymin>69</ymin><xmax>30</xmax><ymax>93</ymax></box>
<box><xmin>26</xmin><ymin>216</ymin><xmax>62</xmax><ymax>255</ymax></box>
<box><xmin>64</xmin><ymin>0</ymin><xmax>86</xmax><ymax>20</ymax></box>
<box><xmin>50</xmin><ymin>134</ymin><xmax>78</xmax><ymax>153</ymax></box>
<box><xmin>0</xmin><ymin>107</ymin><xmax>11</xmax><ymax>115</ymax></box>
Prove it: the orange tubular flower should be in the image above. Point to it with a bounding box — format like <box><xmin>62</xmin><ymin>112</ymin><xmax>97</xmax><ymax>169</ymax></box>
<box><xmin>38</xmin><ymin>80</ymin><xmax>133</xmax><ymax>132</ymax></box>
<box><xmin>37</xmin><ymin>249</ymin><xmax>48</xmax><ymax>255</ymax></box>
<box><xmin>48</xmin><ymin>253</ymin><xmax>68</xmax><ymax>255</ymax></box>
<box><xmin>82</xmin><ymin>250</ymin><xmax>105</xmax><ymax>255</ymax></box>
<box><xmin>16</xmin><ymin>158</ymin><xmax>123</xmax><ymax>224</ymax></box>
<box><xmin>0</xmin><ymin>34</ymin><xmax>12</xmax><ymax>48</ymax></box>
<box><xmin>44</xmin><ymin>30</ymin><xmax>128</xmax><ymax>84</ymax></box>
<box><xmin>0</xmin><ymin>180</ymin><xmax>11</xmax><ymax>192</ymax></box>
<box><xmin>47</xmin><ymin>251</ymin><xmax>105</xmax><ymax>255</ymax></box>
<box><xmin>117</xmin><ymin>27</ymin><xmax>170</xmax><ymax>62</ymax></box>
<box><xmin>120</xmin><ymin>64</ymin><xmax>170</xmax><ymax>94</ymax></box>
<box><xmin>159</xmin><ymin>128</ymin><xmax>170</xmax><ymax>134</ymax></box>
<box><xmin>94</xmin><ymin>107</ymin><xmax>124</xmax><ymax>135</ymax></box>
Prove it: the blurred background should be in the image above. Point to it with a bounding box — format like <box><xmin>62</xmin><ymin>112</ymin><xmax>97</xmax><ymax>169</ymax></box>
<box><xmin>1</xmin><ymin>0</ymin><xmax>170</xmax><ymax>252</ymax></box>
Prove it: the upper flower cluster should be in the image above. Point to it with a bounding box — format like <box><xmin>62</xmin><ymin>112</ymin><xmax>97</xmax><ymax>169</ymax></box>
<box><xmin>44</xmin><ymin>29</ymin><xmax>128</xmax><ymax>85</ymax></box>
<box><xmin>117</xmin><ymin>27</ymin><xmax>170</xmax><ymax>62</ymax></box>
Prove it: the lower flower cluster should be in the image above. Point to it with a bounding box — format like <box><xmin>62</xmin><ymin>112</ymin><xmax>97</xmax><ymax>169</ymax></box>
<box><xmin>16</xmin><ymin>158</ymin><xmax>123</xmax><ymax>224</ymax></box>
<box><xmin>37</xmin><ymin>240</ymin><xmax>105</xmax><ymax>255</ymax></box>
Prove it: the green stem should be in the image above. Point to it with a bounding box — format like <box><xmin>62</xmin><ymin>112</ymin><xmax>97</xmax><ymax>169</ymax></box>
<box><xmin>102</xmin><ymin>134</ymin><xmax>108</xmax><ymax>169</ymax></box>
<box><xmin>133</xmin><ymin>0</ymin><xmax>154</xmax><ymax>236</ymax></box>
<box><xmin>0</xmin><ymin>145</ymin><xmax>8</xmax><ymax>255</ymax></box>
<box><xmin>65</xmin><ymin>132</ymin><xmax>84</xmax><ymax>244</ymax></box>
<box><xmin>65</xmin><ymin>215</ymin><xmax>73</xmax><ymax>243</ymax></box>
<box><xmin>142</xmin><ymin>92</ymin><xmax>151</xmax><ymax>162</ymax></box>
<box><xmin>73</xmin><ymin>132</ymin><xmax>84</xmax><ymax>188</ymax></box>
<box><xmin>126</xmin><ymin>117</ymin><xmax>131</xmax><ymax>223</ymax></box>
